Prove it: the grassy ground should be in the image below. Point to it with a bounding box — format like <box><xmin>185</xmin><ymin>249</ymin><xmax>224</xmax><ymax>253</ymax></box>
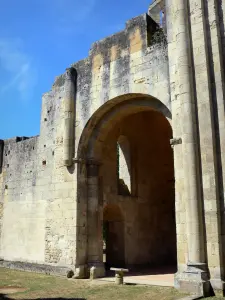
<box><xmin>205</xmin><ymin>297</ymin><xmax>225</xmax><ymax>300</ymax></box>
<box><xmin>199</xmin><ymin>294</ymin><xmax>225</xmax><ymax>299</ymax></box>
<box><xmin>0</xmin><ymin>267</ymin><xmax>187</xmax><ymax>300</ymax></box>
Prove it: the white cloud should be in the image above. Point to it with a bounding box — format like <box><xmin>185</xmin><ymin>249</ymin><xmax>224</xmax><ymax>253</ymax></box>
<box><xmin>0</xmin><ymin>38</ymin><xmax>38</xmax><ymax>102</ymax></box>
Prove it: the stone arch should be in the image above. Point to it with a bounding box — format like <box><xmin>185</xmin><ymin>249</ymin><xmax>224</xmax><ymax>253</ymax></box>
<box><xmin>74</xmin><ymin>93</ymin><xmax>174</xmax><ymax>279</ymax></box>
<box><xmin>77</xmin><ymin>93</ymin><xmax>171</xmax><ymax>160</ymax></box>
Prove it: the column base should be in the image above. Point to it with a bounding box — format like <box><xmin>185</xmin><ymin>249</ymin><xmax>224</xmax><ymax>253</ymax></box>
<box><xmin>73</xmin><ymin>264</ymin><xmax>88</xmax><ymax>279</ymax></box>
<box><xmin>73</xmin><ymin>262</ymin><xmax>106</xmax><ymax>279</ymax></box>
<box><xmin>88</xmin><ymin>262</ymin><xmax>105</xmax><ymax>279</ymax></box>
<box><xmin>210</xmin><ymin>278</ymin><xmax>225</xmax><ymax>294</ymax></box>
<box><xmin>175</xmin><ymin>262</ymin><xmax>213</xmax><ymax>297</ymax></box>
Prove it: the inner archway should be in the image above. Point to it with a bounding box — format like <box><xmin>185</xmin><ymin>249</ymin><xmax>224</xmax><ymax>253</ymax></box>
<box><xmin>100</xmin><ymin>110</ymin><xmax>177</xmax><ymax>271</ymax></box>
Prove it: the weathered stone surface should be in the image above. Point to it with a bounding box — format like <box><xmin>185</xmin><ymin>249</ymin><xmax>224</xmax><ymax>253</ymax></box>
<box><xmin>0</xmin><ymin>1</ymin><xmax>225</xmax><ymax>297</ymax></box>
<box><xmin>0</xmin><ymin>259</ymin><xmax>73</xmax><ymax>276</ymax></box>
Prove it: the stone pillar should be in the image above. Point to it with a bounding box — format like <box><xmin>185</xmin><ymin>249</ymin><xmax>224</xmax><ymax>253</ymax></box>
<box><xmin>166</xmin><ymin>0</ymin><xmax>187</xmax><ymax>273</ymax></box>
<box><xmin>189</xmin><ymin>0</ymin><xmax>225</xmax><ymax>291</ymax></box>
<box><xmin>63</xmin><ymin>67</ymin><xmax>76</xmax><ymax>167</ymax></box>
<box><xmin>166</xmin><ymin>0</ymin><xmax>210</xmax><ymax>296</ymax></box>
<box><xmin>86</xmin><ymin>161</ymin><xmax>105</xmax><ymax>278</ymax></box>
<box><xmin>74</xmin><ymin>161</ymin><xmax>88</xmax><ymax>279</ymax></box>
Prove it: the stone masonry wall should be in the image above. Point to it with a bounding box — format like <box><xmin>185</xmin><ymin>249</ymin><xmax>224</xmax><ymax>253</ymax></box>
<box><xmin>0</xmin><ymin>13</ymin><xmax>171</xmax><ymax>272</ymax></box>
<box><xmin>37</xmin><ymin>85</ymin><xmax>77</xmax><ymax>267</ymax></box>
<box><xmin>0</xmin><ymin>85</ymin><xmax>77</xmax><ymax>270</ymax></box>
<box><xmin>0</xmin><ymin>1</ymin><xmax>224</xmax><ymax>294</ymax></box>
<box><xmin>0</xmin><ymin>136</ymin><xmax>45</xmax><ymax>262</ymax></box>
<box><xmin>72</xmin><ymin>14</ymin><xmax>172</xmax><ymax>272</ymax></box>
<box><xmin>65</xmin><ymin>14</ymin><xmax>170</xmax><ymax>157</ymax></box>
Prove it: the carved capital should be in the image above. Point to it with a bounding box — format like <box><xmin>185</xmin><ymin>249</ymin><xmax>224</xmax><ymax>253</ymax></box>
<box><xmin>65</xmin><ymin>67</ymin><xmax>76</xmax><ymax>82</ymax></box>
<box><xmin>73</xmin><ymin>158</ymin><xmax>102</xmax><ymax>166</ymax></box>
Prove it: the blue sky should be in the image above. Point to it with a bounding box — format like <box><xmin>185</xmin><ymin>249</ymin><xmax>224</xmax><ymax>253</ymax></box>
<box><xmin>0</xmin><ymin>0</ymin><xmax>151</xmax><ymax>139</ymax></box>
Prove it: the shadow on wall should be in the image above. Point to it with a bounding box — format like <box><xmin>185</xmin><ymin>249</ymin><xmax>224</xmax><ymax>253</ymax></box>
<box><xmin>0</xmin><ymin>296</ymin><xmax>86</xmax><ymax>300</ymax></box>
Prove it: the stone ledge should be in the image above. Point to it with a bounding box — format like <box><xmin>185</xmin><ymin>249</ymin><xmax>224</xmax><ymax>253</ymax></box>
<box><xmin>0</xmin><ymin>259</ymin><xmax>74</xmax><ymax>277</ymax></box>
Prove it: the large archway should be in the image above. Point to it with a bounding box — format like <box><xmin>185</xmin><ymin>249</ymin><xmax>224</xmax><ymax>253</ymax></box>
<box><xmin>75</xmin><ymin>94</ymin><xmax>177</xmax><ymax>279</ymax></box>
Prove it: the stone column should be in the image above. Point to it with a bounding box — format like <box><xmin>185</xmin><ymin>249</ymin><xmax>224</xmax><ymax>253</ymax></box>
<box><xmin>63</xmin><ymin>67</ymin><xmax>76</xmax><ymax>167</ymax></box>
<box><xmin>74</xmin><ymin>161</ymin><xmax>88</xmax><ymax>279</ymax></box>
<box><xmin>166</xmin><ymin>0</ymin><xmax>210</xmax><ymax>296</ymax></box>
<box><xmin>189</xmin><ymin>0</ymin><xmax>225</xmax><ymax>291</ymax></box>
<box><xmin>86</xmin><ymin>161</ymin><xmax>105</xmax><ymax>278</ymax></box>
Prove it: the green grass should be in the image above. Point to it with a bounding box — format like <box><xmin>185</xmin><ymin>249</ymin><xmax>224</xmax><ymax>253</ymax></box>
<box><xmin>205</xmin><ymin>296</ymin><xmax>225</xmax><ymax>300</ymax></box>
<box><xmin>0</xmin><ymin>267</ymin><xmax>186</xmax><ymax>300</ymax></box>
<box><xmin>203</xmin><ymin>289</ymin><xmax>225</xmax><ymax>299</ymax></box>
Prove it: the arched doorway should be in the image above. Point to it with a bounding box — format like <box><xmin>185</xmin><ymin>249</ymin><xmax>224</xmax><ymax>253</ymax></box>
<box><xmin>103</xmin><ymin>204</ymin><xmax>125</xmax><ymax>269</ymax></box>
<box><xmin>75</xmin><ymin>94</ymin><xmax>177</xmax><ymax>279</ymax></box>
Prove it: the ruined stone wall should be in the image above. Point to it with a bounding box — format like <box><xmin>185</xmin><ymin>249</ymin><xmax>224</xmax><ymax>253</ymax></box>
<box><xmin>72</xmin><ymin>14</ymin><xmax>172</xmax><ymax>273</ymax></box>
<box><xmin>0</xmin><ymin>85</ymin><xmax>77</xmax><ymax>271</ymax></box>
<box><xmin>0</xmin><ymin>12</ymin><xmax>171</xmax><ymax>274</ymax></box>
<box><xmin>0</xmin><ymin>136</ymin><xmax>44</xmax><ymax>262</ymax></box>
<box><xmin>40</xmin><ymin>86</ymin><xmax>77</xmax><ymax>268</ymax></box>
<box><xmin>71</xmin><ymin>14</ymin><xmax>170</xmax><ymax>156</ymax></box>
<box><xmin>0</xmin><ymin>1</ymin><xmax>223</xmax><ymax>295</ymax></box>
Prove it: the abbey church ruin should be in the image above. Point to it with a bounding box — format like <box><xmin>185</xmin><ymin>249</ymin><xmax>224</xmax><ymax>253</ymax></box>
<box><xmin>0</xmin><ymin>0</ymin><xmax>225</xmax><ymax>297</ymax></box>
